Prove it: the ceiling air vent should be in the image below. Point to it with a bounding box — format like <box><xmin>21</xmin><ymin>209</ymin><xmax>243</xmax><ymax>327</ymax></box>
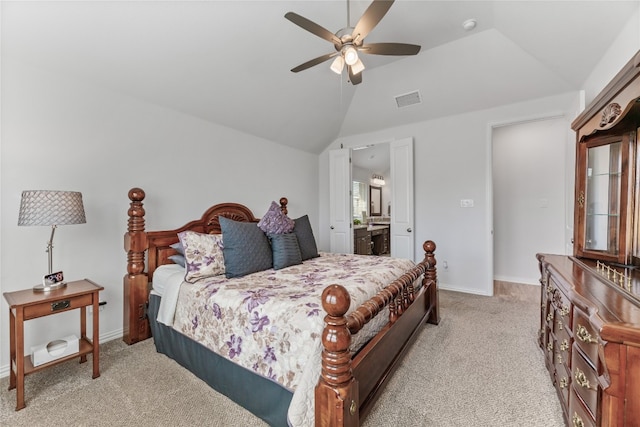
<box><xmin>395</xmin><ymin>90</ymin><xmax>421</xmax><ymax>108</ymax></box>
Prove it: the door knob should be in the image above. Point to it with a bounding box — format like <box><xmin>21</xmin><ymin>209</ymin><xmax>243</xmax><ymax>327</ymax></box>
<box><xmin>330</xmin><ymin>226</ymin><xmax>335</xmax><ymax>230</ymax></box>
<box><xmin>407</xmin><ymin>228</ymin><xmax>412</xmax><ymax>232</ymax></box>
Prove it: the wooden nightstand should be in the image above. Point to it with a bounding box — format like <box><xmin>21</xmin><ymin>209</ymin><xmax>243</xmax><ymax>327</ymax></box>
<box><xmin>3</xmin><ymin>278</ymin><xmax>103</xmax><ymax>410</ymax></box>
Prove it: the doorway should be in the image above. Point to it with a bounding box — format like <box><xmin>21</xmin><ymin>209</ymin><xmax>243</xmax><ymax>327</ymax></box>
<box><xmin>491</xmin><ymin>117</ymin><xmax>568</xmax><ymax>290</ymax></box>
<box><xmin>352</xmin><ymin>143</ymin><xmax>391</xmax><ymax>222</ymax></box>
<box><xmin>330</xmin><ymin>138</ymin><xmax>415</xmax><ymax>259</ymax></box>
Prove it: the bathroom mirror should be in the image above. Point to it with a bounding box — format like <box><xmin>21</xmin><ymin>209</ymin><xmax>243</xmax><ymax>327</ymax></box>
<box><xmin>370</xmin><ymin>186</ymin><xmax>382</xmax><ymax>216</ymax></box>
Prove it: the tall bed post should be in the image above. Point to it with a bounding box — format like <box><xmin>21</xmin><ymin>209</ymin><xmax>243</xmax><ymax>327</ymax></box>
<box><xmin>123</xmin><ymin>187</ymin><xmax>150</xmax><ymax>344</ymax></box>
<box><xmin>424</xmin><ymin>240</ymin><xmax>440</xmax><ymax>325</ymax></box>
<box><xmin>316</xmin><ymin>285</ymin><xmax>359</xmax><ymax>427</ymax></box>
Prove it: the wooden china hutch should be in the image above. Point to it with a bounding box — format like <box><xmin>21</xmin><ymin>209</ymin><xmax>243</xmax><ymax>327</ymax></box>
<box><xmin>538</xmin><ymin>50</ymin><xmax>640</xmax><ymax>427</ymax></box>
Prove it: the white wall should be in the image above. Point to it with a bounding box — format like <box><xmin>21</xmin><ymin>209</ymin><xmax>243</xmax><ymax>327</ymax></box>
<box><xmin>320</xmin><ymin>92</ymin><xmax>579</xmax><ymax>296</ymax></box>
<box><xmin>0</xmin><ymin>58</ymin><xmax>319</xmax><ymax>374</ymax></box>
<box><xmin>582</xmin><ymin>8</ymin><xmax>640</xmax><ymax>105</ymax></box>
<box><xmin>492</xmin><ymin>118</ymin><xmax>568</xmax><ymax>285</ymax></box>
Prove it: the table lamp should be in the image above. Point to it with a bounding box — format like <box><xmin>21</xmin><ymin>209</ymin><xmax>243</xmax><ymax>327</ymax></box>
<box><xmin>18</xmin><ymin>190</ymin><xmax>86</xmax><ymax>291</ymax></box>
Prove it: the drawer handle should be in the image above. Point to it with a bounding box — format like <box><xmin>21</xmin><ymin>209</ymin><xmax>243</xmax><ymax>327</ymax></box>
<box><xmin>575</xmin><ymin>368</ymin><xmax>597</xmax><ymax>391</ymax></box>
<box><xmin>557</xmin><ymin>354</ymin><xmax>564</xmax><ymax>364</ymax></box>
<box><xmin>547</xmin><ymin>312</ymin><xmax>554</xmax><ymax>322</ymax></box>
<box><xmin>559</xmin><ymin>377</ymin><xmax>568</xmax><ymax>389</ymax></box>
<box><xmin>547</xmin><ymin>342</ymin><xmax>553</xmax><ymax>353</ymax></box>
<box><xmin>560</xmin><ymin>306</ymin><xmax>570</xmax><ymax>317</ymax></box>
<box><xmin>51</xmin><ymin>300</ymin><xmax>70</xmax><ymax>311</ymax></box>
<box><xmin>557</xmin><ymin>320</ymin><xmax>563</xmax><ymax>331</ymax></box>
<box><xmin>576</xmin><ymin>324</ymin><xmax>597</xmax><ymax>344</ymax></box>
<box><xmin>560</xmin><ymin>339</ymin><xmax>569</xmax><ymax>352</ymax></box>
<box><xmin>572</xmin><ymin>412</ymin><xmax>584</xmax><ymax>427</ymax></box>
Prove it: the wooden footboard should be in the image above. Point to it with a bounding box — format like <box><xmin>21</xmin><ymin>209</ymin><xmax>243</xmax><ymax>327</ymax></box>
<box><xmin>315</xmin><ymin>241</ymin><xmax>439</xmax><ymax>426</ymax></box>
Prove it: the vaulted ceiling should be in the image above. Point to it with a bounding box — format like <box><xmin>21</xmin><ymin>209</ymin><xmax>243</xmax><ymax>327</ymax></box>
<box><xmin>2</xmin><ymin>1</ymin><xmax>638</xmax><ymax>154</ymax></box>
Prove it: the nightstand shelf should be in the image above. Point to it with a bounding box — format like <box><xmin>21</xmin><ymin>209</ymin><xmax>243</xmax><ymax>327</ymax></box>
<box><xmin>21</xmin><ymin>337</ymin><xmax>94</xmax><ymax>375</ymax></box>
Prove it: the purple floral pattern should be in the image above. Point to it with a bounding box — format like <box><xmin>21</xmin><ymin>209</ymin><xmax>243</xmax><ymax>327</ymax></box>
<box><xmin>178</xmin><ymin>231</ymin><xmax>225</xmax><ymax>283</ymax></box>
<box><xmin>172</xmin><ymin>252</ymin><xmax>416</xmax><ymax>392</ymax></box>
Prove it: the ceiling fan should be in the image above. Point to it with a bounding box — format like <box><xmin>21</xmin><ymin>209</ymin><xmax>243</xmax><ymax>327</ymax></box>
<box><xmin>285</xmin><ymin>0</ymin><xmax>421</xmax><ymax>85</ymax></box>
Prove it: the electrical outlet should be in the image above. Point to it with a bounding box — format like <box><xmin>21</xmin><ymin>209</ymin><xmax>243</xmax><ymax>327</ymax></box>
<box><xmin>88</xmin><ymin>301</ymin><xmax>106</xmax><ymax>314</ymax></box>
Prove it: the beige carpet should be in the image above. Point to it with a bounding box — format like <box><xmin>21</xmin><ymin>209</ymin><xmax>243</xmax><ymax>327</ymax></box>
<box><xmin>1</xmin><ymin>290</ymin><xmax>565</xmax><ymax>426</ymax></box>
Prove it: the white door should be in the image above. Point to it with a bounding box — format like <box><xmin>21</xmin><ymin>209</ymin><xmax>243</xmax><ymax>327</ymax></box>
<box><xmin>329</xmin><ymin>148</ymin><xmax>352</xmax><ymax>254</ymax></box>
<box><xmin>390</xmin><ymin>138</ymin><xmax>414</xmax><ymax>260</ymax></box>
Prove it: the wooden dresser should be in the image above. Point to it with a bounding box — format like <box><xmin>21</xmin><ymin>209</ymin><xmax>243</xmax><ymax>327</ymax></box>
<box><xmin>537</xmin><ymin>255</ymin><xmax>640</xmax><ymax>427</ymax></box>
<box><xmin>537</xmin><ymin>50</ymin><xmax>640</xmax><ymax>427</ymax></box>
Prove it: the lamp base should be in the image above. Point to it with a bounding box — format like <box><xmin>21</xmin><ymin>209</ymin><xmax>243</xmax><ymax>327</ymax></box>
<box><xmin>33</xmin><ymin>282</ymin><xmax>67</xmax><ymax>293</ymax></box>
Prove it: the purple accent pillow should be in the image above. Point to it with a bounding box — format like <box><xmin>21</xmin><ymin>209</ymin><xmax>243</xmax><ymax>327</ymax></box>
<box><xmin>257</xmin><ymin>201</ymin><xmax>294</xmax><ymax>234</ymax></box>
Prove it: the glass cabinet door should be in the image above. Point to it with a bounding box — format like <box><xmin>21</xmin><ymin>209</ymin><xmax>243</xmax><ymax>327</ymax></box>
<box><xmin>575</xmin><ymin>131</ymin><xmax>636</xmax><ymax>265</ymax></box>
<box><xmin>585</xmin><ymin>142</ymin><xmax>622</xmax><ymax>254</ymax></box>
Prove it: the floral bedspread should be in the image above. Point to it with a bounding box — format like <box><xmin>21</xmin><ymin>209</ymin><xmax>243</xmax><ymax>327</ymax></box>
<box><xmin>170</xmin><ymin>252</ymin><xmax>417</xmax><ymax>426</ymax></box>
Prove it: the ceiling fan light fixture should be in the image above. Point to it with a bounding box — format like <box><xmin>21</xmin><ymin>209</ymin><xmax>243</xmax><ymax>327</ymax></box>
<box><xmin>330</xmin><ymin>55</ymin><xmax>345</xmax><ymax>74</ymax></box>
<box><xmin>344</xmin><ymin>46</ymin><xmax>359</xmax><ymax>66</ymax></box>
<box><xmin>351</xmin><ymin>58</ymin><xmax>365</xmax><ymax>75</ymax></box>
<box><xmin>285</xmin><ymin>1</ymin><xmax>421</xmax><ymax>85</ymax></box>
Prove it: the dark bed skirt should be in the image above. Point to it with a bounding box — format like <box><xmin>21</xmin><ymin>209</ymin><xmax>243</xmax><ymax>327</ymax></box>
<box><xmin>148</xmin><ymin>293</ymin><xmax>293</xmax><ymax>426</ymax></box>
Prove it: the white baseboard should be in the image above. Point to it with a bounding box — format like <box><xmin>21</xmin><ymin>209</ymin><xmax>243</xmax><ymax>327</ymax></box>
<box><xmin>493</xmin><ymin>275</ymin><xmax>539</xmax><ymax>286</ymax></box>
<box><xmin>438</xmin><ymin>283</ymin><xmax>492</xmax><ymax>296</ymax></box>
<box><xmin>0</xmin><ymin>328</ymin><xmax>123</xmax><ymax>379</ymax></box>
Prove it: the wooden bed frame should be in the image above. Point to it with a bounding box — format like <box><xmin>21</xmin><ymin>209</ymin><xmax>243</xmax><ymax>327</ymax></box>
<box><xmin>123</xmin><ymin>187</ymin><xmax>440</xmax><ymax>426</ymax></box>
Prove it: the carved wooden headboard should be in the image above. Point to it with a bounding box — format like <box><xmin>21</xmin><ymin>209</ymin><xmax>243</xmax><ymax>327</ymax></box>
<box><xmin>146</xmin><ymin>202</ymin><xmax>260</xmax><ymax>279</ymax></box>
<box><xmin>149</xmin><ymin>200</ymin><xmax>288</xmax><ymax>279</ymax></box>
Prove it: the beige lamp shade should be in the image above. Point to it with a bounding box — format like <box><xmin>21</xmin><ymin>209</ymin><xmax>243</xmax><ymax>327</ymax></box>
<box><xmin>18</xmin><ymin>190</ymin><xmax>86</xmax><ymax>286</ymax></box>
<box><xmin>18</xmin><ymin>190</ymin><xmax>86</xmax><ymax>226</ymax></box>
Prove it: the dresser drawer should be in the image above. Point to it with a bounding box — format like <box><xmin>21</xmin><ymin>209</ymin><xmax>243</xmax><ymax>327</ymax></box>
<box><xmin>571</xmin><ymin>349</ymin><xmax>599</xmax><ymax>418</ymax></box>
<box><xmin>543</xmin><ymin>332</ymin><xmax>555</xmax><ymax>372</ymax></box>
<box><xmin>554</xmin><ymin>316</ymin><xmax>571</xmax><ymax>347</ymax></box>
<box><xmin>370</xmin><ymin>227</ymin><xmax>386</xmax><ymax>236</ymax></box>
<box><xmin>569</xmin><ymin>392</ymin><xmax>596</xmax><ymax>427</ymax></box>
<box><xmin>554</xmin><ymin>362</ymin><xmax>571</xmax><ymax>406</ymax></box>
<box><xmin>552</xmin><ymin>306</ymin><xmax>570</xmax><ymax>337</ymax></box>
<box><xmin>572</xmin><ymin>309</ymin><xmax>599</xmax><ymax>366</ymax></box>
<box><xmin>553</xmin><ymin>333</ymin><xmax>571</xmax><ymax>369</ymax></box>
<box><xmin>354</xmin><ymin>228</ymin><xmax>369</xmax><ymax>238</ymax></box>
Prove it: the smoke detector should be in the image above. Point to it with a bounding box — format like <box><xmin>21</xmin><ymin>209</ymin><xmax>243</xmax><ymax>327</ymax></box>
<box><xmin>462</xmin><ymin>18</ymin><xmax>477</xmax><ymax>31</ymax></box>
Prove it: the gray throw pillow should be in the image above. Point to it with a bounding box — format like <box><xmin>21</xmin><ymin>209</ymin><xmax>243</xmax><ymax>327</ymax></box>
<box><xmin>219</xmin><ymin>216</ymin><xmax>273</xmax><ymax>278</ymax></box>
<box><xmin>171</xmin><ymin>241</ymin><xmax>184</xmax><ymax>255</ymax></box>
<box><xmin>168</xmin><ymin>254</ymin><xmax>186</xmax><ymax>268</ymax></box>
<box><xmin>293</xmin><ymin>215</ymin><xmax>319</xmax><ymax>260</ymax></box>
<box><xmin>270</xmin><ymin>233</ymin><xmax>302</xmax><ymax>270</ymax></box>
